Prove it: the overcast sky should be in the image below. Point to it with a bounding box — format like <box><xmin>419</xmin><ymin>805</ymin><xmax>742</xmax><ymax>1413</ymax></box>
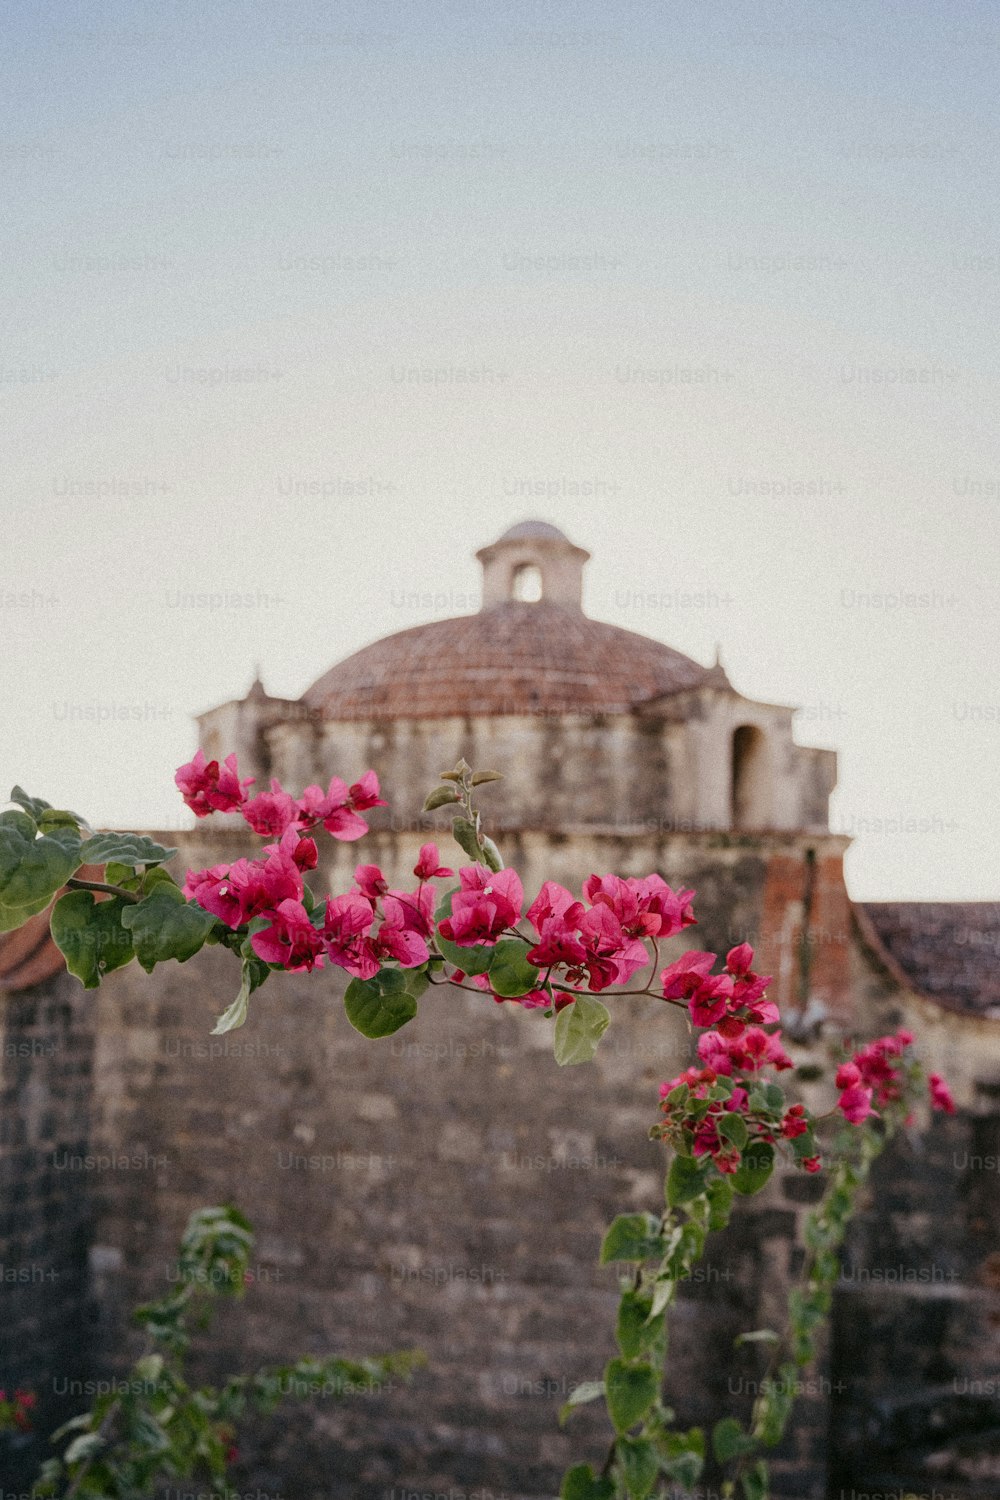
<box><xmin>2</xmin><ymin>0</ymin><xmax>998</xmax><ymax>899</ymax></box>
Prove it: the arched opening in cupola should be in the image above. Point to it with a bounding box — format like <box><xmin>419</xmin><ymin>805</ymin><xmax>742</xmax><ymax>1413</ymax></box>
<box><xmin>511</xmin><ymin>562</ymin><xmax>544</xmax><ymax>602</ymax></box>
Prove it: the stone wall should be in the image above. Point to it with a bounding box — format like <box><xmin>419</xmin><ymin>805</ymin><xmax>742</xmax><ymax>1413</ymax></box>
<box><xmin>0</xmin><ymin>970</ymin><xmax>97</xmax><ymax>1489</ymax></box>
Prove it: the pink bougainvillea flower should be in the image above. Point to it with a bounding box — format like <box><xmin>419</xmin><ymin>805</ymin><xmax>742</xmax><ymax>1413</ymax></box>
<box><xmin>781</xmin><ymin>1103</ymin><xmax>809</xmax><ymax>1139</ymax></box>
<box><xmin>838</xmin><ymin>1083</ymin><xmax>874</xmax><ymax>1124</ymax></box>
<box><xmin>241</xmin><ymin>779</ymin><xmax>301</xmax><ymax>838</ymax></box>
<box><xmin>928</xmin><ymin>1072</ymin><xmax>956</xmax><ymax>1114</ymax></box>
<box><xmin>297</xmin><ymin>773</ymin><xmax>384</xmax><ymax>841</ymax></box>
<box><xmin>321</xmin><ymin>893</ymin><xmax>378</xmax><ymax>978</ymax></box>
<box><xmin>354</xmin><ymin>864</ymin><xmax>389</xmax><ymax>903</ymax></box>
<box><xmin>801</xmin><ymin>1155</ymin><xmax>822</xmax><ymax>1173</ymax></box>
<box><xmin>526</xmin><ymin>916</ymin><xmax>587</xmax><ymax>971</ymax></box>
<box><xmin>348</xmin><ymin>771</ymin><xmax>387</xmax><ymax>812</ymax></box>
<box><xmin>263</xmin><ymin>826</ymin><xmax>318</xmax><ymax>872</ymax></box>
<box><xmin>575</xmin><ymin>903</ymin><xmax>648</xmax><ymax>991</ymax></box>
<box><xmin>413</xmin><ymin>843</ymin><xmax>453</xmax><ymax>881</ymax></box>
<box><xmin>385</xmin><ymin>884</ymin><xmax>435</xmax><ymax>938</ymax></box>
<box><xmin>175</xmin><ymin>749</ymin><xmax>253</xmax><ymax>817</ymax></box>
<box><xmin>688</xmin><ymin>973</ymin><xmax>735</xmax><ymax>1028</ymax></box>
<box><xmin>725</xmin><ymin>942</ymin><xmax>755</xmax><ymax>977</ymax></box>
<box><xmin>582</xmin><ymin>873</ymin><xmax>695</xmax><ymax>941</ymax></box>
<box><xmin>660</xmin><ymin>950</ymin><xmax>717</xmax><ymax>1001</ymax></box>
<box><xmin>438</xmin><ymin>865</ymin><xmax>523</xmax><ymax>946</ymax></box>
<box><xmin>696</xmin><ymin>1029</ymin><xmax>733</xmax><ymax>1075</ymax></box>
<box><xmin>835</xmin><ymin>1061</ymin><xmax>862</xmax><ymax>1091</ymax></box>
<box><xmin>250</xmin><ymin>899</ymin><xmax>325</xmax><ymax>972</ymax></box>
<box><xmin>526</xmin><ymin>880</ymin><xmax>584</xmax><ymax>932</ymax></box>
<box><xmin>184</xmin><ymin>844</ymin><xmax>303</xmax><ymax>929</ymax></box>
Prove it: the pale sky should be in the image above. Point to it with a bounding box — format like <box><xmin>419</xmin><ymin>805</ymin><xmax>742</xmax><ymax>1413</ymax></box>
<box><xmin>2</xmin><ymin>0</ymin><xmax>998</xmax><ymax>899</ymax></box>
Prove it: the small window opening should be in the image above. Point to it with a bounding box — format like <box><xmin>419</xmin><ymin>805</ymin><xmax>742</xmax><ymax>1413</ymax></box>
<box><xmin>512</xmin><ymin>563</ymin><xmax>543</xmax><ymax>602</ymax></box>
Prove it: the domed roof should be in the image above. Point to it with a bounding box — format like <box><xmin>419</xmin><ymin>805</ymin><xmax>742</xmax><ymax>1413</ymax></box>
<box><xmin>496</xmin><ymin>519</ymin><xmax>572</xmax><ymax>543</ymax></box>
<box><xmin>302</xmin><ymin>601</ymin><xmax>707</xmax><ymax>721</ymax></box>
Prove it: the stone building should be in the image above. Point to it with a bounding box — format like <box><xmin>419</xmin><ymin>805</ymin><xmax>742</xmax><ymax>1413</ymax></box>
<box><xmin>2</xmin><ymin>522</ymin><xmax>998</xmax><ymax>1500</ymax></box>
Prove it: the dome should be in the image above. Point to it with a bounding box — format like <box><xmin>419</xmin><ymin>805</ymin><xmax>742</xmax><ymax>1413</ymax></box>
<box><xmin>302</xmin><ymin>601</ymin><xmax>707</xmax><ymax>721</ymax></box>
<box><xmin>496</xmin><ymin>520</ymin><xmax>572</xmax><ymax>543</ymax></box>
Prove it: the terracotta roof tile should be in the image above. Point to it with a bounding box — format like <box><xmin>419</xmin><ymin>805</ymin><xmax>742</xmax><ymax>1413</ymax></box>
<box><xmin>859</xmin><ymin>902</ymin><xmax>1000</xmax><ymax>1019</ymax></box>
<box><xmin>303</xmin><ymin>601</ymin><xmax>707</xmax><ymax>721</ymax></box>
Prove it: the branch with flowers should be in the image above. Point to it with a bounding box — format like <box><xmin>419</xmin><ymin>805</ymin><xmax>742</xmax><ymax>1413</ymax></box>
<box><xmin>0</xmin><ymin>755</ymin><xmax>955</xmax><ymax>1500</ymax></box>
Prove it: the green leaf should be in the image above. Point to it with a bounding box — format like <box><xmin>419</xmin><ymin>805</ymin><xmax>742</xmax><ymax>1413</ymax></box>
<box><xmin>9</xmin><ymin>785</ymin><xmax>53</xmax><ymax>822</ymax></box>
<box><xmin>558</xmin><ymin>1380</ymin><xmax>606</xmax><ymax>1426</ymax></box>
<box><xmin>560</xmin><ymin>1464</ymin><xmax>615</xmax><ymax>1500</ymax></box>
<box><xmin>50</xmin><ymin>891</ymin><xmax>135</xmax><ymax>989</ymax></box>
<box><xmin>479</xmin><ymin>834</ymin><xmax>504</xmax><ymax>872</ymax></box>
<box><xmin>712</xmin><ymin>1417</ymin><xmax>755</xmax><ymax>1463</ymax></box>
<box><xmin>78</xmin><ymin>831</ymin><xmax>177</xmax><ymax>866</ymax></box>
<box><xmin>616</xmin><ymin>1291</ymin><xmax>665</xmax><ymax>1360</ymax></box>
<box><xmin>741</xmin><ymin>1459</ymin><xmax>769</xmax><ymax>1500</ymax></box>
<box><xmin>344</xmin><ymin>968</ymin><xmax>419</xmax><ymax>1038</ymax></box>
<box><xmin>617</xmin><ymin>1435</ymin><xmax>659</xmax><ymax>1500</ymax></box>
<box><xmin>605</xmin><ymin>1358</ymin><xmax>658</xmax><ymax>1434</ymax></box>
<box><xmin>706</xmin><ymin>1175</ymin><xmax>736</xmax><ymax>1230</ymax></box>
<box><xmin>469</xmin><ymin>770</ymin><xmax>502</xmax><ymax>785</ymax></box>
<box><xmin>0</xmin><ymin>808</ymin><xmax>37</xmax><ymax>839</ymax></box>
<box><xmin>63</xmin><ymin>1431</ymin><xmax>106</xmax><ymax>1465</ymax></box>
<box><xmin>422</xmin><ymin>784</ymin><xmax>461</xmax><ymax>812</ymax></box>
<box><xmin>451</xmin><ymin>816</ymin><xmax>483</xmax><ymax>862</ymax></box>
<box><xmin>600</xmin><ymin>1213</ymin><xmax>666</xmax><ymax>1265</ymax></box>
<box><xmin>0</xmin><ymin>822</ymin><xmax>81</xmax><ymax>911</ymax></box>
<box><xmin>488</xmin><ymin>938</ymin><xmax>541</xmax><ymax>997</ymax></box>
<box><xmin>659</xmin><ymin>1428</ymin><xmax>705</xmax><ymax>1489</ymax></box>
<box><xmin>436</xmin><ymin>934</ymin><xmax>495</xmax><ymax>974</ymax></box>
<box><xmin>666</xmin><ymin>1152</ymin><xmax>709</xmax><ymax>1207</ymax></box>
<box><xmin>211</xmin><ymin>955</ymin><xmax>269</xmax><ymax>1035</ymax></box>
<box><xmin>732</xmin><ymin>1141</ymin><xmax>776</xmax><ymax>1196</ymax></box>
<box><xmin>734</xmin><ymin>1328</ymin><xmax>780</xmax><ymax>1347</ymax></box>
<box><xmin>717</xmin><ymin>1112</ymin><xmax>749</xmax><ymax>1150</ymax></box>
<box><xmin>120</xmin><ymin>883</ymin><xmax>216</xmax><ymax>972</ymax></box>
<box><xmin>553</xmin><ymin>994</ymin><xmax>611</xmax><ymax>1066</ymax></box>
<box><xmin>0</xmin><ymin>889</ymin><xmax>55</xmax><ymax>932</ymax></box>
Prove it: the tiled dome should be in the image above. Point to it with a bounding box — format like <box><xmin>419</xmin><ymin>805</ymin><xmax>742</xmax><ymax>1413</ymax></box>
<box><xmin>302</xmin><ymin>599</ymin><xmax>707</xmax><ymax>720</ymax></box>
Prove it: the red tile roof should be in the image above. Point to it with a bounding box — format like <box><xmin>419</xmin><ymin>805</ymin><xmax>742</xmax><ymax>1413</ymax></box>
<box><xmin>858</xmin><ymin>902</ymin><xmax>1000</xmax><ymax>1019</ymax></box>
<box><xmin>0</xmin><ymin>906</ymin><xmax>66</xmax><ymax>992</ymax></box>
<box><xmin>302</xmin><ymin>601</ymin><xmax>709</xmax><ymax>721</ymax></box>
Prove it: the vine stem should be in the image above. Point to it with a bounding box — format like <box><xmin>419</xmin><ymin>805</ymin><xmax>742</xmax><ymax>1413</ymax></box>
<box><xmin>65</xmin><ymin>876</ymin><xmax>140</xmax><ymax>903</ymax></box>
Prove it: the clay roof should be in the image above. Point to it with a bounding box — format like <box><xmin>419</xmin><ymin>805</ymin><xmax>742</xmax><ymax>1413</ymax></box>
<box><xmin>302</xmin><ymin>600</ymin><xmax>709</xmax><ymax>721</ymax></box>
<box><xmin>858</xmin><ymin>902</ymin><xmax>1000</xmax><ymax>1019</ymax></box>
<box><xmin>0</xmin><ymin>906</ymin><xmax>66</xmax><ymax>993</ymax></box>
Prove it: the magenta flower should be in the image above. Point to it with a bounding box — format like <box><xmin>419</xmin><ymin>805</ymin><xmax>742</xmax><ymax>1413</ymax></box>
<box><xmin>250</xmin><ymin>899</ymin><xmax>325</xmax><ymax>972</ymax></box>
<box><xmin>837</xmin><ymin>1084</ymin><xmax>874</xmax><ymax>1124</ymax></box>
<box><xmin>660</xmin><ymin>950</ymin><xmax>716</xmax><ymax>1001</ymax></box>
<box><xmin>688</xmin><ymin>973</ymin><xmax>735</xmax><ymax>1028</ymax></box>
<box><xmin>526</xmin><ymin>916</ymin><xmax>587</xmax><ymax>971</ymax></box>
<box><xmin>175</xmin><ymin>749</ymin><xmax>253</xmax><ymax>817</ymax></box>
<box><xmin>413</xmin><ymin>843</ymin><xmax>453</xmax><ymax>881</ymax></box>
<box><xmin>322</xmin><ymin>893</ymin><xmax>379</xmax><ymax>978</ymax></box>
<box><xmin>928</xmin><ymin>1072</ymin><xmax>956</xmax><ymax>1114</ymax></box>
<box><xmin>354</xmin><ymin>864</ymin><xmax>389</xmax><ymax>903</ymax></box>
<box><xmin>242</xmin><ymin>779</ymin><xmax>302</xmax><ymax>838</ymax></box>
<box><xmin>526</xmin><ymin>880</ymin><xmax>584</xmax><ymax>931</ymax></box>
<box><xmin>438</xmin><ymin>866</ymin><xmax>523</xmax><ymax>946</ymax></box>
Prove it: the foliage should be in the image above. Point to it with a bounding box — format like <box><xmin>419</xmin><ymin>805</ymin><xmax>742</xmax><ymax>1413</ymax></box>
<box><xmin>29</xmin><ymin>1205</ymin><xmax>420</xmax><ymax>1499</ymax></box>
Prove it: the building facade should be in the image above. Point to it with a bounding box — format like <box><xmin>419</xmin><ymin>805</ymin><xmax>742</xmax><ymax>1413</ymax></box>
<box><xmin>2</xmin><ymin>523</ymin><xmax>998</xmax><ymax>1499</ymax></box>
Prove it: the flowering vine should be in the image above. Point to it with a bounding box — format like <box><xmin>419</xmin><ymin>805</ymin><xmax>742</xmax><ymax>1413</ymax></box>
<box><xmin>0</xmin><ymin>756</ymin><xmax>955</xmax><ymax>1499</ymax></box>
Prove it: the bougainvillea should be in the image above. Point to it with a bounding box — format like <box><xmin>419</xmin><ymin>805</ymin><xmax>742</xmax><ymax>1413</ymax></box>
<box><xmin>0</xmin><ymin>757</ymin><xmax>954</xmax><ymax>1499</ymax></box>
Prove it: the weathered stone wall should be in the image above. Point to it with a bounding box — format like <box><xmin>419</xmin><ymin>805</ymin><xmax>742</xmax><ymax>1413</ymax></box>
<box><xmin>0</xmin><ymin>970</ymin><xmax>97</xmax><ymax>1488</ymax></box>
<box><xmin>263</xmin><ymin>703</ymin><xmax>833</xmax><ymax>842</ymax></box>
<box><xmin>56</xmin><ymin>826</ymin><xmax>850</xmax><ymax>1499</ymax></box>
